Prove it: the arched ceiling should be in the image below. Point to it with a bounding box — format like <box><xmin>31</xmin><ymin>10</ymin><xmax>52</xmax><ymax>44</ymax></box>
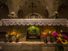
<box><xmin>18</xmin><ymin>0</ymin><xmax>49</xmax><ymax>18</ymax></box>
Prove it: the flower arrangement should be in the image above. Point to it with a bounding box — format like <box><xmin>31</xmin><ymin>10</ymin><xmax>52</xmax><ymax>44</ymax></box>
<box><xmin>41</xmin><ymin>31</ymin><xmax>68</xmax><ymax>44</ymax></box>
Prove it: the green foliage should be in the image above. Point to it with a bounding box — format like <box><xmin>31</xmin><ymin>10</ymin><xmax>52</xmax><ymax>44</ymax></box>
<box><xmin>28</xmin><ymin>26</ymin><xmax>40</xmax><ymax>35</ymax></box>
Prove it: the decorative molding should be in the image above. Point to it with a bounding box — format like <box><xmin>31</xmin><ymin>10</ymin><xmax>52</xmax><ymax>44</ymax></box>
<box><xmin>0</xmin><ymin>19</ymin><xmax>67</xmax><ymax>26</ymax></box>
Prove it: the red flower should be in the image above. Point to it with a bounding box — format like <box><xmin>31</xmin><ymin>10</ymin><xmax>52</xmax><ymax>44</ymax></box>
<box><xmin>52</xmin><ymin>31</ymin><xmax>58</xmax><ymax>37</ymax></box>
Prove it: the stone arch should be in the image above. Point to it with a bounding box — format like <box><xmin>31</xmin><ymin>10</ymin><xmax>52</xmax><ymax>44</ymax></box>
<box><xmin>17</xmin><ymin>0</ymin><xmax>49</xmax><ymax>18</ymax></box>
<box><xmin>17</xmin><ymin>8</ymin><xmax>49</xmax><ymax>18</ymax></box>
<box><xmin>25</xmin><ymin>13</ymin><xmax>43</xmax><ymax>18</ymax></box>
<box><xmin>17</xmin><ymin>7</ymin><xmax>49</xmax><ymax>18</ymax></box>
<box><xmin>0</xmin><ymin>1</ymin><xmax>9</xmax><ymax>18</ymax></box>
<box><xmin>58</xmin><ymin>4</ymin><xmax>68</xmax><ymax>18</ymax></box>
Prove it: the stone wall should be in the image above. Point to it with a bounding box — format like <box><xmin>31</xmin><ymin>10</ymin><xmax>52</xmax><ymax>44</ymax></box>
<box><xmin>6</xmin><ymin>0</ymin><xmax>60</xmax><ymax>17</ymax></box>
<box><xmin>0</xmin><ymin>0</ymin><xmax>68</xmax><ymax>18</ymax></box>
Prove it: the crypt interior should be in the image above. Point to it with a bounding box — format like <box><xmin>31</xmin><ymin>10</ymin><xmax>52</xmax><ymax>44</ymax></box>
<box><xmin>0</xmin><ymin>0</ymin><xmax>68</xmax><ymax>51</ymax></box>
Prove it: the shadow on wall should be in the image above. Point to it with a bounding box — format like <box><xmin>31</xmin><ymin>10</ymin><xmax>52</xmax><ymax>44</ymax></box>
<box><xmin>0</xmin><ymin>1</ymin><xmax>9</xmax><ymax>19</ymax></box>
<box><xmin>58</xmin><ymin>4</ymin><xmax>68</xmax><ymax>19</ymax></box>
